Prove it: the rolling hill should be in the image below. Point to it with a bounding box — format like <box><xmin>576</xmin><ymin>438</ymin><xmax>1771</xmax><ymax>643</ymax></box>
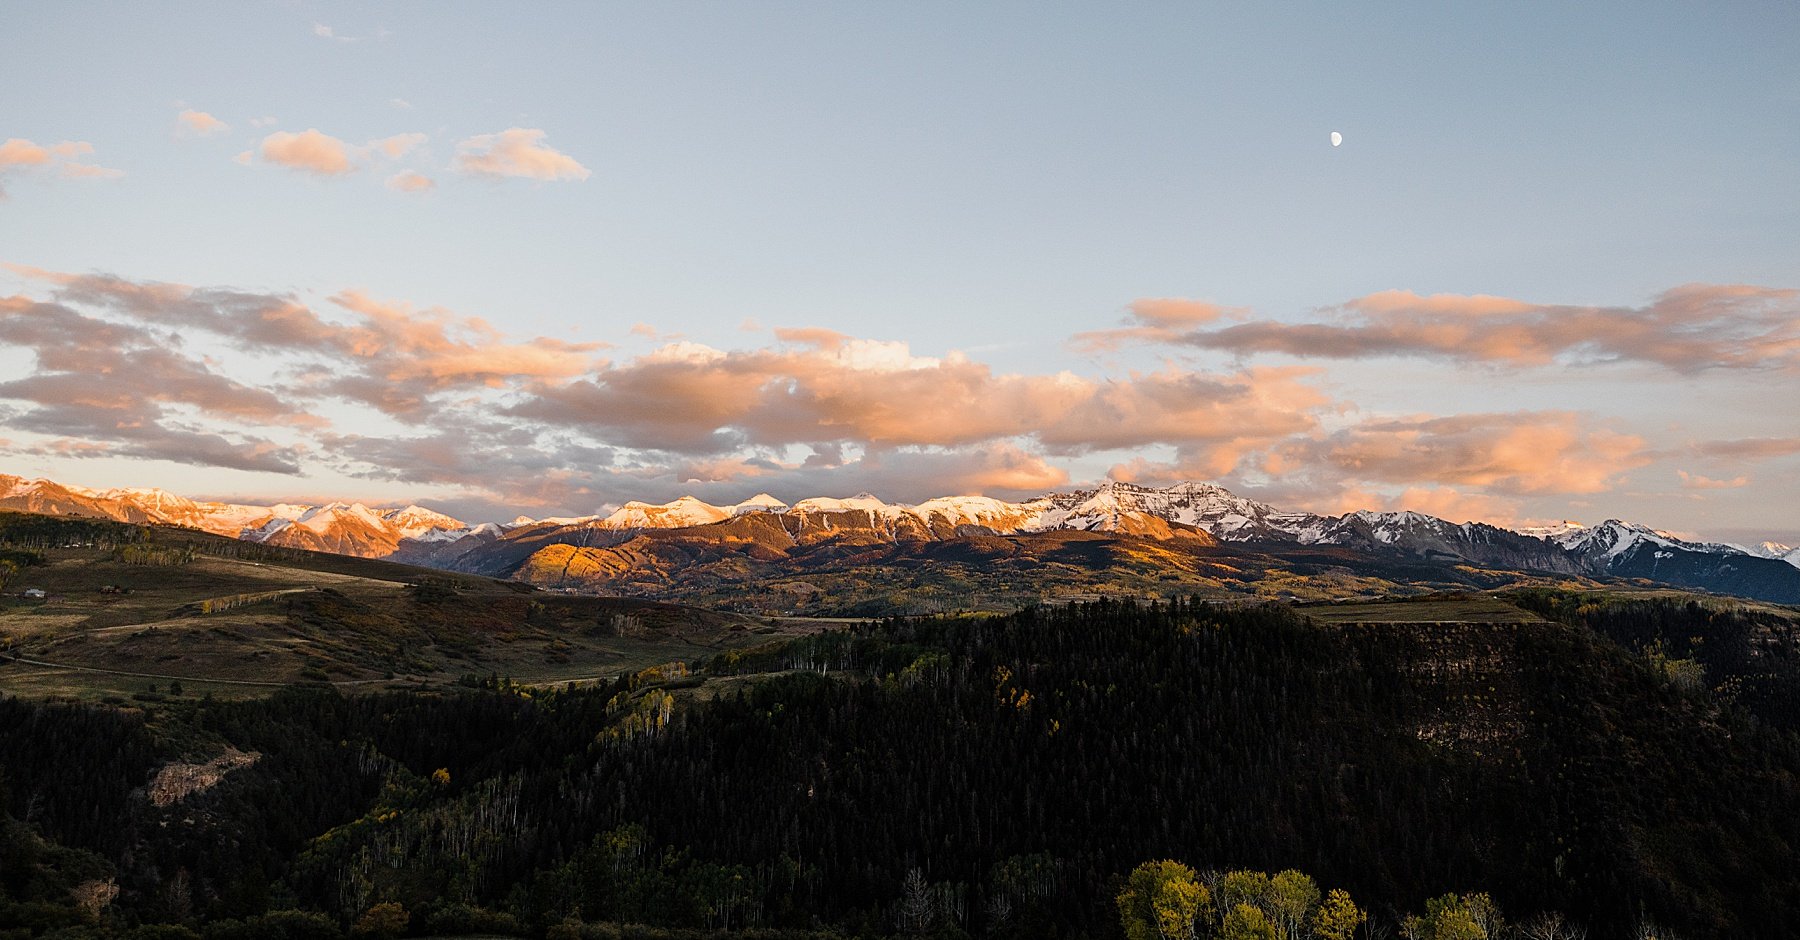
<box><xmin>0</xmin><ymin>510</ymin><xmax>810</xmax><ymax>700</ymax></box>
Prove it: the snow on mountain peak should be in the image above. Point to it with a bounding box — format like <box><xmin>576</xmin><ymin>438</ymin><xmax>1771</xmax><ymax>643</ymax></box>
<box><xmin>100</xmin><ymin>487</ymin><xmax>199</xmax><ymax>513</ymax></box>
<box><xmin>601</xmin><ymin>496</ymin><xmax>731</xmax><ymax>529</ymax></box>
<box><xmin>731</xmin><ymin>494</ymin><xmax>789</xmax><ymax>516</ymax></box>
<box><xmin>382</xmin><ymin>504</ymin><xmax>469</xmax><ymax>539</ymax></box>
<box><xmin>1518</xmin><ymin>520</ymin><xmax>1588</xmax><ymax>541</ymax></box>
<box><xmin>9</xmin><ymin>470</ymin><xmax>1796</xmax><ymax>586</ymax></box>
<box><xmin>790</xmin><ymin>493</ymin><xmax>905</xmax><ymax>517</ymax></box>
<box><xmin>295</xmin><ymin>502</ymin><xmax>387</xmax><ymax>534</ymax></box>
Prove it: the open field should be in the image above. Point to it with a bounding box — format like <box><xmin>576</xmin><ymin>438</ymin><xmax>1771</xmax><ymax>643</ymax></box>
<box><xmin>0</xmin><ymin>519</ymin><xmax>823</xmax><ymax>701</ymax></box>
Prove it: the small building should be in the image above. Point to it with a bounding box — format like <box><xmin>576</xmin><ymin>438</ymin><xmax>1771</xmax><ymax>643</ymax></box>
<box><xmin>23</xmin><ymin>588</ymin><xmax>47</xmax><ymax>599</ymax></box>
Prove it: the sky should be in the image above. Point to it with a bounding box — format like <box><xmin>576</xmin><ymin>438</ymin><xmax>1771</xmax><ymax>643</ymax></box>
<box><xmin>2</xmin><ymin>2</ymin><xmax>1798</xmax><ymax>544</ymax></box>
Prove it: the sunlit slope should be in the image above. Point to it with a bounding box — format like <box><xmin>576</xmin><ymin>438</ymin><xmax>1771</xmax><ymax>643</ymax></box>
<box><xmin>0</xmin><ymin>510</ymin><xmax>785</xmax><ymax>699</ymax></box>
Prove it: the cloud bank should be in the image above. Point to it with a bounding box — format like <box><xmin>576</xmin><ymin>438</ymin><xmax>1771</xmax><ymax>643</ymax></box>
<box><xmin>1091</xmin><ymin>285</ymin><xmax>1800</xmax><ymax>373</ymax></box>
<box><xmin>3</xmin><ymin>266</ymin><xmax>1794</xmax><ymax>519</ymax></box>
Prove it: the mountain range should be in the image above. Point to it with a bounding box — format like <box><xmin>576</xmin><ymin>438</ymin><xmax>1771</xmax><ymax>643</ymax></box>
<box><xmin>6</xmin><ymin>472</ymin><xmax>1799</xmax><ymax>606</ymax></box>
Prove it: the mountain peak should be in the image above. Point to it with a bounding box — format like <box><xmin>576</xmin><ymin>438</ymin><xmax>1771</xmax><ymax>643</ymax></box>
<box><xmin>731</xmin><ymin>493</ymin><xmax>789</xmax><ymax>516</ymax></box>
<box><xmin>600</xmin><ymin>496</ymin><xmax>730</xmax><ymax>529</ymax></box>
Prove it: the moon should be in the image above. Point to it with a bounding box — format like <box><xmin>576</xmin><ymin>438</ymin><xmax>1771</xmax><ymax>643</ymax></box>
<box><xmin>1330</xmin><ymin>131</ymin><xmax>1342</xmax><ymax>147</ymax></box>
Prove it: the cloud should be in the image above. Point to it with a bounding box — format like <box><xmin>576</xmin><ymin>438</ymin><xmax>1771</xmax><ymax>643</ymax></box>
<box><xmin>371</xmin><ymin>133</ymin><xmax>427</xmax><ymax>159</ymax></box>
<box><xmin>0</xmin><ymin>138</ymin><xmax>75</xmax><ymax>167</ymax></box>
<box><xmin>507</xmin><ymin>336</ymin><xmax>1325</xmax><ymax>470</ymax></box>
<box><xmin>453</xmin><ymin>128</ymin><xmax>590</xmax><ymax>181</ymax></box>
<box><xmin>247</xmin><ymin>129</ymin><xmax>430</xmax><ymax>180</ymax></box>
<box><xmin>1276</xmin><ymin>411</ymin><xmax>1651</xmax><ymax>496</ymax></box>
<box><xmin>59</xmin><ymin>163</ymin><xmax>125</xmax><ymax>180</ymax></box>
<box><xmin>0</xmin><ymin>295</ymin><xmax>310</xmax><ymax>474</ymax></box>
<box><xmin>386</xmin><ymin>170</ymin><xmax>435</xmax><ymax>193</ymax></box>
<box><xmin>0</xmin><ymin>270</ymin><xmax>626</xmax><ymax>479</ymax></box>
<box><xmin>312</xmin><ymin>23</ymin><xmax>360</xmax><ymax>43</ymax></box>
<box><xmin>176</xmin><ymin>109</ymin><xmax>230</xmax><ymax>136</ymax></box>
<box><xmin>1689</xmin><ymin>437</ymin><xmax>1800</xmax><ymax>460</ymax></box>
<box><xmin>1368</xmin><ymin>486</ymin><xmax>1523</xmax><ymax>525</ymax></box>
<box><xmin>677</xmin><ymin>443</ymin><xmax>1072</xmax><ymax>498</ymax></box>
<box><xmin>7</xmin><ymin>268</ymin><xmax>608</xmax><ymax>421</ymax></box>
<box><xmin>321</xmin><ymin>289</ymin><xmax>603</xmax><ymax>390</ymax></box>
<box><xmin>13</xmin><ymin>266</ymin><xmax>1766</xmax><ymax>519</ymax></box>
<box><xmin>0</xmin><ymin>138</ymin><xmax>123</xmax><ymax>195</ymax></box>
<box><xmin>322</xmin><ymin>428</ymin><xmax>1071</xmax><ymax>513</ymax></box>
<box><xmin>1678</xmin><ymin>471</ymin><xmax>1749</xmax><ymax>490</ymax></box>
<box><xmin>0</xmin><ymin>294</ymin><xmax>309</xmax><ymax>425</ymax></box>
<box><xmin>1072</xmin><ymin>298</ymin><xmax>1243</xmax><ymax>351</ymax></box>
<box><xmin>3</xmin><ymin>424</ymin><xmax>302</xmax><ymax>474</ymax></box>
<box><xmin>258</xmin><ymin>129</ymin><xmax>356</xmax><ymax>176</ymax></box>
<box><xmin>321</xmin><ymin>421</ymin><xmax>614</xmax><ymax>491</ymax></box>
<box><xmin>390</xmin><ymin>98</ymin><xmax>413</xmax><ymax>110</ymax></box>
<box><xmin>1108</xmin><ymin>284</ymin><xmax>1800</xmax><ymax>372</ymax></box>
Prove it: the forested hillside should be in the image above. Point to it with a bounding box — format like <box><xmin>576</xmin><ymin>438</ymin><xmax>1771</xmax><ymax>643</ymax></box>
<box><xmin>3</xmin><ymin>598</ymin><xmax>1798</xmax><ymax>939</ymax></box>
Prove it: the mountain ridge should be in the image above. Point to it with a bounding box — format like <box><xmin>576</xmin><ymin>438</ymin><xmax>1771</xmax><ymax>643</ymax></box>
<box><xmin>6</xmin><ymin>472</ymin><xmax>1799</xmax><ymax>604</ymax></box>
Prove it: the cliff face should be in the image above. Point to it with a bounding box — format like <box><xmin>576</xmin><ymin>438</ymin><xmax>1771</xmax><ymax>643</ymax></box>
<box><xmin>145</xmin><ymin>748</ymin><xmax>260</xmax><ymax>808</ymax></box>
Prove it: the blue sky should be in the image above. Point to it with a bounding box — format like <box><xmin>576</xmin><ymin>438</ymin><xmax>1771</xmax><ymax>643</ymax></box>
<box><xmin>2</xmin><ymin>2</ymin><xmax>1798</xmax><ymax>542</ymax></box>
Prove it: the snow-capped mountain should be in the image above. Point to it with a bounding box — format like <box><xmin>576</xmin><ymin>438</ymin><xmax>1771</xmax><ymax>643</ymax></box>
<box><xmin>0</xmin><ymin>475</ymin><xmax>471</xmax><ymax>557</ymax></box>
<box><xmin>6</xmin><ymin>470</ymin><xmax>1799</xmax><ymax>600</ymax></box>
<box><xmin>1751</xmin><ymin>541</ymin><xmax>1800</xmax><ymax>569</ymax></box>
<box><xmin>1527</xmin><ymin>519</ymin><xmax>1778</xmax><ymax>565</ymax></box>
<box><xmin>1026</xmin><ymin>481</ymin><xmax>1319</xmax><ymax>540</ymax></box>
<box><xmin>597</xmin><ymin>494</ymin><xmax>794</xmax><ymax>529</ymax></box>
<box><xmin>455</xmin><ymin>480</ymin><xmax>1793</xmax><ymax>600</ymax></box>
<box><xmin>383</xmin><ymin>505</ymin><xmax>470</xmax><ymax>541</ymax></box>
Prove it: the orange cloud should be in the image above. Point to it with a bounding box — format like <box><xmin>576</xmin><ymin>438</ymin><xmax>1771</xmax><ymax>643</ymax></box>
<box><xmin>774</xmin><ymin>327</ymin><xmax>852</xmax><ymax>350</ymax></box>
<box><xmin>321</xmin><ymin>289</ymin><xmax>605</xmax><ymax>390</ymax></box>
<box><xmin>453</xmin><ymin>128</ymin><xmax>590</xmax><ymax>181</ymax></box>
<box><xmin>259</xmin><ymin>129</ymin><xmax>356</xmax><ymax>175</ymax></box>
<box><xmin>371</xmin><ymin>133</ymin><xmax>427</xmax><ymax>159</ymax></box>
<box><xmin>1380</xmin><ymin>486</ymin><xmax>1522</xmax><ymax>525</ymax></box>
<box><xmin>177</xmin><ymin>109</ymin><xmax>230</xmax><ymax>136</ymax></box>
<box><xmin>1284</xmin><ymin>411</ymin><xmax>1651</xmax><ymax>496</ymax></box>
<box><xmin>1072</xmin><ymin>297</ymin><xmax>1244</xmax><ymax>352</ymax></box>
<box><xmin>1678</xmin><ymin>470</ymin><xmax>1748</xmax><ymax>490</ymax></box>
<box><xmin>386</xmin><ymin>170</ymin><xmax>435</xmax><ymax>192</ymax></box>
<box><xmin>510</xmin><ymin>336</ymin><xmax>1326</xmax><ymax>465</ymax></box>
<box><xmin>0</xmin><ymin>138</ymin><xmax>76</xmax><ymax>167</ymax></box>
<box><xmin>0</xmin><ymin>138</ymin><xmax>122</xmax><ymax>195</ymax></box>
<box><xmin>1131</xmin><ymin>298</ymin><xmax>1235</xmax><ymax>328</ymax></box>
